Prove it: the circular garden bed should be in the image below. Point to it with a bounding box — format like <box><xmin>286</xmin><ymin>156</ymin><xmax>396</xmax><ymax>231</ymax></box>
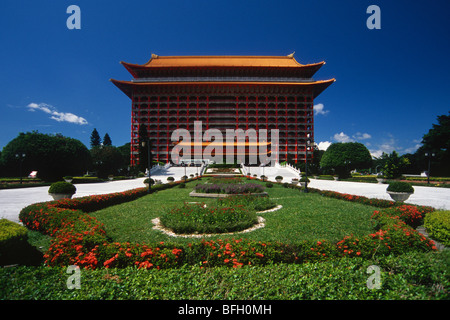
<box><xmin>156</xmin><ymin>194</ymin><xmax>277</xmax><ymax>236</ymax></box>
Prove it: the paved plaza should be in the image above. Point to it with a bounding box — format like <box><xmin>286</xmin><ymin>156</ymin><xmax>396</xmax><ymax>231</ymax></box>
<box><xmin>1</xmin><ymin>165</ymin><xmax>449</xmax><ymax>224</ymax></box>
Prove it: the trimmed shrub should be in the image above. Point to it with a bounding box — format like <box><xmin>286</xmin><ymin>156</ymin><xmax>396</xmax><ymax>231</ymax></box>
<box><xmin>0</xmin><ymin>219</ymin><xmax>28</xmax><ymax>262</ymax></box>
<box><xmin>386</xmin><ymin>181</ymin><xmax>414</xmax><ymax>194</ymax></box>
<box><xmin>300</xmin><ymin>176</ymin><xmax>310</xmax><ymax>183</ymax></box>
<box><xmin>0</xmin><ymin>219</ymin><xmax>42</xmax><ymax>266</ymax></box>
<box><xmin>48</xmin><ymin>181</ymin><xmax>76</xmax><ymax>195</ymax></box>
<box><xmin>143</xmin><ymin>178</ymin><xmax>154</xmax><ymax>186</ymax></box>
<box><xmin>424</xmin><ymin>211</ymin><xmax>450</xmax><ymax>247</ymax></box>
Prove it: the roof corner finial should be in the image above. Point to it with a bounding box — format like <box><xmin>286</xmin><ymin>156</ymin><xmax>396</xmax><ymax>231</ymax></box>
<box><xmin>287</xmin><ymin>51</ymin><xmax>295</xmax><ymax>58</ymax></box>
<box><xmin>151</xmin><ymin>53</ymin><xmax>159</xmax><ymax>59</ymax></box>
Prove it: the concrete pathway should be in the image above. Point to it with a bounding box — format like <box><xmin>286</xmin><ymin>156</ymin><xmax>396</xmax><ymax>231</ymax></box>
<box><xmin>0</xmin><ymin>166</ymin><xmax>200</xmax><ymax>223</ymax></box>
<box><xmin>1</xmin><ymin>165</ymin><xmax>449</xmax><ymax>224</ymax></box>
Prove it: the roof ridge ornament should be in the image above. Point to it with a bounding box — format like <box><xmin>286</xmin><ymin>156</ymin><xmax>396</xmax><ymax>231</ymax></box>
<box><xmin>151</xmin><ymin>53</ymin><xmax>159</xmax><ymax>59</ymax></box>
<box><xmin>287</xmin><ymin>51</ymin><xmax>295</xmax><ymax>58</ymax></box>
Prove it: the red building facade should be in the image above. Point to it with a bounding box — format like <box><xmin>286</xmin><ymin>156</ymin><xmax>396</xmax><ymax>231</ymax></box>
<box><xmin>111</xmin><ymin>54</ymin><xmax>334</xmax><ymax>166</ymax></box>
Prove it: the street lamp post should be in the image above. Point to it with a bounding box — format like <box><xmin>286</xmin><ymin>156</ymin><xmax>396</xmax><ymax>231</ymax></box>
<box><xmin>142</xmin><ymin>139</ymin><xmax>151</xmax><ymax>194</ymax></box>
<box><xmin>344</xmin><ymin>160</ymin><xmax>351</xmax><ymax>178</ymax></box>
<box><xmin>15</xmin><ymin>153</ymin><xmax>26</xmax><ymax>184</ymax></box>
<box><xmin>304</xmin><ymin>134</ymin><xmax>311</xmax><ymax>193</ymax></box>
<box><xmin>424</xmin><ymin>152</ymin><xmax>435</xmax><ymax>185</ymax></box>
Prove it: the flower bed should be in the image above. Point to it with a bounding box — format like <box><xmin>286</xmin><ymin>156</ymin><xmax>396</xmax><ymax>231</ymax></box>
<box><xmin>308</xmin><ymin>187</ymin><xmax>397</xmax><ymax>208</ymax></box>
<box><xmin>159</xmin><ymin>202</ymin><xmax>258</xmax><ymax>234</ymax></box>
<box><xmin>194</xmin><ymin>182</ymin><xmax>265</xmax><ymax>194</ymax></box>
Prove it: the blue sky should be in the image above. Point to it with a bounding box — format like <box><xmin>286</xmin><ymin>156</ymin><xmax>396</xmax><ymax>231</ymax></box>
<box><xmin>1</xmin><ymin>0</ymin><xmax>449</xmax><ymax>158</ymax></box>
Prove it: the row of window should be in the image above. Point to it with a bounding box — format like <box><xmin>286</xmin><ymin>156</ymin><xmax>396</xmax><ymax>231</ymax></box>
<box><xmin>133</xmin><ymin>95</ymin><xmax>313</xmax><ymax>102</ymax></box>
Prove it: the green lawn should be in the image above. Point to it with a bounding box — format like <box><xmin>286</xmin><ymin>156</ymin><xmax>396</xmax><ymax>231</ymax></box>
<box><xmin>4</xmin><ymin>178</ymin><xmax>448</xmax><ymax>301</ymax></box>
<box><xmin>90</xmin><ymin>179</ymin><xmax>377</xmax><ymax>245</ymax></box>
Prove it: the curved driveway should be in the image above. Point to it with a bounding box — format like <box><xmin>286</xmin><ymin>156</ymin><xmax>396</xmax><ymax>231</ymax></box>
<box><xmin>1</xmin><ymin>166</ymin><xmax>449</xmax><ymax>224</ymax></box>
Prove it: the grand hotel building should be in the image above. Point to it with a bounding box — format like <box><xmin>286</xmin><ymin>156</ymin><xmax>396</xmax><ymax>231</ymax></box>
<box><xmin>111</xmin><ymin>54</ymin><xmax>334</xmax><ymax>167</ymax></box>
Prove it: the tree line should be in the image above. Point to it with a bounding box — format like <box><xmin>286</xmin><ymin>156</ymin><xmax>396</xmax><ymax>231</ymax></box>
<box><xmin>290</xmin><ymin>111</ymin><xmax>450</xmax><ymax>179</ymax></box>
<box><xmin>1</xmin><ymin>112</ymin><xmax>448</xmax><ymax>181</ymax></box>
<box><xmin>0</xmin><ymin>129</ymin><xmax>132</xmax><ymax>181</ymax></box>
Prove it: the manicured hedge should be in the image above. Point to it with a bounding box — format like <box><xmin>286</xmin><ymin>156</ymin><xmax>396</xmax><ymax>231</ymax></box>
<box><xmin>2</xmin><ymin>251</ymin><xmax>448</xmax><ymax>300</ymax></box>
<box><xmin>0</xmin><ymin>219</ymin><xmax>28</xmax><ymax>265</ymax></box>
<box><xmin>0</xmin><ymin>219</ymin><xmax>41</xmax><ymax>266</ymax></box>
<box><xmin>308</xmin><ymin>187</ymin><xmax>398</xmax><ymax>208</ymax></box>
<box><xmin>424</xmin><ymin>211</ymin><xmax>450</xmax><ymax>247</ymax></box>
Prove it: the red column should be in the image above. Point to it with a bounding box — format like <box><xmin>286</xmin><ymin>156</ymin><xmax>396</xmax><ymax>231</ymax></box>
<box><xmin>235</xmin><ymin>96</ymin><xmax>239</xmax><ymax>130</ymax></box>
<box><xmin>206</xmin><ymin>95</ymin><xmax>210</xmax><ymax>130</ymax></box>
<box><xmin>245</xmin><ymin>95</ymin><xmax>249</xmax><ymax>131</ymax></box>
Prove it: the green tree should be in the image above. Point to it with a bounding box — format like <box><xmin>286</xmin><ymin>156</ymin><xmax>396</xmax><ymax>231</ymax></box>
<box><xmin>138</xmin><ymin>124</ymin><xmax>153</xmax><ymax>173</ymax></box>
<box><xmin>320</xmin><ymin>142</ymin><xmax>373</xmax><ymax>179</ymax></box>
<box><xmin>90</xmin><ymin>128</ymin><xmax>101</xmax><ymax>148</ymax></box>
<box><xmin>0</xmin><ymin>131</ymin><xmax>91</xmax><ymax>181</ymax></box>
<box><xmin>416</xmin><ymin>112</ymin><xmax>450</xmax><ymax>177</ymax></box>
<box><xmin>383</xmin><ymin>150</ymin><xmax>410</xmax><ymax>179</ymax></box>
<box><xmin>103</xmin><ymin>133</ymin><xmax>112</xmax><ymax>146</ymax></box>
<box><xmin>90</xmin><ymin>146</ymin><xmax>124</xmax><ymax>178</ymax></box>
<box><xmin>117</xmin><ymin>142</ymin><xmax>131</xmax><ymax>169</ymax></box>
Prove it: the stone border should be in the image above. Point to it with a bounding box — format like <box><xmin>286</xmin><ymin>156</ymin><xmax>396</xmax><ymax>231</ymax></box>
<box><xmin>152</xmin><ymin>216</ymin><xmax>266</xmax><ymax>238</ymax></box>
<box><xmin>151</xmin><ymin>204</ymin><xmax>282</xmax><ymax>238</ymax></box>
<box><xmin>257</xmin><ymin>204</ymin><xmax>283</xmax><ymax>213</ymax></box>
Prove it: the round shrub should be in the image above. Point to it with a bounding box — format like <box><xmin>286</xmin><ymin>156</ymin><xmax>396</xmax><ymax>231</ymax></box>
<box><xmin>48</xmin><ymin>181</ymin><xmax>76</xmax><ymax>195</ymax></box>
<box><xmin>143</xmin><ymin>178</ymin><xmax>154</xmax><ymax>186</ymax></box>
<box><xmin>424</xmin><ymin>211</ymin><xmax>450</xmax><ymax>247</ymax></box>
<box><xmin>300</xmin><ymin>176</ymin><xmax>310</xmax><ymax>183</ymax></box>
<box><xmin>167</xmin><ymin>177</ymin><xmax>175</xmax><ymax>182</ymax></box>
<box><xmin>386</xmin><ymin>181</ymin><xmax>414</xmax><ymax>193</ymax></box>
<box><xmin>0</xmin><ymin>219</ymin><xmax>33</xmax><ymax>266</ymax></box>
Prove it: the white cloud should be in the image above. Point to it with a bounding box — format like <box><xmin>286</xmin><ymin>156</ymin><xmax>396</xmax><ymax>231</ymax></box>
<box><xmin>333</xmin><ymin>132</ymin><xmax>354</xmax><ymax>143</ymax></box>
<box><xmin>368</xmin><ymin>135</ymin><xmax>397</xmax><ymax>158</ymax></box>
<box><xmin>313</xmin><ymin>103</ymin><xmax>329</xmax><ymax>115</ymax></box>
<box><xmin>317</xmin><ymin>141</ymin><xmax>332</xmax><ymax>151</ymax></box>
<box><xmin>403</xmin><ymin>144</ymin><xmax>422</xmax><ymax>154</ymax></box>
<box><xmin>27</xmin><ymin>103</ymin><xmax>88</xmax><ymax>125</ymax></box>
<box><xmin>353</xmin><ymin>132</ymin><xmax>372</xmax><ymax>140</ymax></box>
